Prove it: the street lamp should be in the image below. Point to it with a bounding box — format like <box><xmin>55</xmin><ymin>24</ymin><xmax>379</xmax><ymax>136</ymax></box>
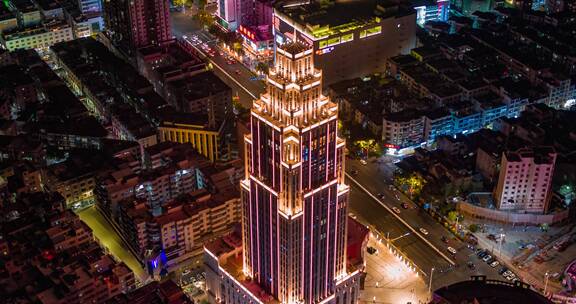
<box><xmin>497</xmin><ymin>228</ymin><xmax>505</xmax><ymax>258</ymax></box>
<box><xmin>428</xmin><ymin>267</ymin><xmax>435</xmax><ymax>295</ymax></box>
<box><xmin>544</xmin><ymin>272</ymin><xmax>550</xmax><ymax>295</ymax></box>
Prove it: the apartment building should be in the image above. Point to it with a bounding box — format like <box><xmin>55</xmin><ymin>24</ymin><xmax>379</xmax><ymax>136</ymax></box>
<box><xmin>493</xmin><ymin>147</ymin><xmax>556</xmax><ymax>213</ymax></box>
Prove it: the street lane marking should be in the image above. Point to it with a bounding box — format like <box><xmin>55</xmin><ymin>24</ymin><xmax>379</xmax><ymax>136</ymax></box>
<box><xmin>346</xmin><ymin>173</ymin><xmax>456</xmax><ymax>266</ymax></box>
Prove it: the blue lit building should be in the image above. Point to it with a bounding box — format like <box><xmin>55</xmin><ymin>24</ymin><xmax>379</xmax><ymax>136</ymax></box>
<box><xmin>413</xmin><ymin>0</ymin><xmax>450</xmax><ymax>27</ymax></box>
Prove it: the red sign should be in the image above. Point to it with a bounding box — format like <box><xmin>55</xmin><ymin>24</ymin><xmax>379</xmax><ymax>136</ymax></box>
<box><xmin>239</xmin><ymin>25</ymin><xmax>255</xmax><ymax>41</ymax></box>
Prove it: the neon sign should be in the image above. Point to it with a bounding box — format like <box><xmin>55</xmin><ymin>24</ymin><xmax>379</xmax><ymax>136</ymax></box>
<box><xmin>315</xmin><ymin>46</ymin><xmax>334</xmax><ymax>55</ymax></box>
<box><xmin>239</xmin><ymin>25</ymin><xmax>255</xmax><ymax>41</ymax></box>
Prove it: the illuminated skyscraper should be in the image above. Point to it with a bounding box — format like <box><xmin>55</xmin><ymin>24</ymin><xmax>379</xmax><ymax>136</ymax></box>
<box><xmin>204</xmin><ymin>42</ymin><xmax>362</xmax><ymax>304</ymax></box>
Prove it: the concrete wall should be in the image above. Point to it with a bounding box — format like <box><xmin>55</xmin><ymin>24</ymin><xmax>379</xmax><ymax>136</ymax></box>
<box><xmin>457</xmin><ymin>201</ymin><xmax>570</xmax><ymax>225</ymax></box>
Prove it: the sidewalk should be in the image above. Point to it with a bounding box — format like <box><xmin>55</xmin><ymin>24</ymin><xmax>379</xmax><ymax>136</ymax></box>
<box><xmin>359</xmin><ymin>237</ymin><xmax>429</xmax><ymax>304</ymax></box>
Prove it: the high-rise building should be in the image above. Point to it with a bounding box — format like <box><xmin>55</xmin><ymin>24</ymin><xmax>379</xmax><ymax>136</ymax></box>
<box><xmin>103</xmin><ymin>0</ymin><xmax>171</xmax><ymax>56</ymax></box>
<box><xmin>205</xmin><ymin>42</ymin><xmax>362</xmax><ymax>304</ymax></box>
<box><xmin>493</xmin><ymin>147</ymin><xmax>556</xmax><ymax>214</ymax></box>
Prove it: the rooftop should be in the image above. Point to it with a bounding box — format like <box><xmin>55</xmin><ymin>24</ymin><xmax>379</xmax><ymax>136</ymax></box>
<box><xmin>275</xmin><ymin>0</ymin><xmax>413</xmax><ymax>39</ymax></box>
<box><xmin>433</xmin><ymin>276</ymin><xmax>552</xmax><ymax>304</ymax></box>
<box><xmin>168</xmin><ymin>71</ymin><xmax>230</xmax><ymax>102</ymax></box>
<box><xmin>11</xmin><ymin>0</ymin><xmax>38</xmax><ymax>13</ymax></box>
<box><xmin>0</xmin><ymin>3</ymin><xmax>15</xmax><ymax>20</ymax></box>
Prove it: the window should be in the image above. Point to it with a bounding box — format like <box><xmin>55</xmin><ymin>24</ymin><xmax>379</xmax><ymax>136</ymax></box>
<box><xmin>341</xmin><ymin>33</ymin><xmax>353</xmax><ymax>43</ymax></box>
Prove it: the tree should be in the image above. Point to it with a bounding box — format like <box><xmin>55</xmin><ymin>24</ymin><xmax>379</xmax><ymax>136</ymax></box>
<box><xmin>468</xmin><ymin>224</ymin><xmax>479</xmax><ymax>233</ymax></box>
<box><xmin>447</xmin><ymin>210</ymin><xmax>459</xmax><ymax>222</ymax></box>
<box><xmin>172</xmin><ymin>0</ymin><xmax>189</xmax><ymax>7</ymax></box>
<box><xmin>395</xmin><ymin>173</ymin><xmax>427</xmax><ymax>198</ymax></box>
<box><xmin>195</xmin><ymin>10</ymin><xmax>214</xmax><ymax>28</ymax></box>
<box><xmin>255</xmin><ymin>62</ymin><xmax>269</xmax><ymax>74</ymax></box>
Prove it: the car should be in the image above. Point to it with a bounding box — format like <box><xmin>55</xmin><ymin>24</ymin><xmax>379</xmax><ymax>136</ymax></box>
<box><xmin>348</xmin><ymin>212</ymin><xmax>357</xmax><ymax>219</ymax></box>
<box><xmin>392</xmin><ymin>207</ymin><xmax>401</xmax><ymax>214</ymax></box>
<box><xmin>441</xmin><ymin>236</ymin><xmax>449</xmax><ymax>244</ymax></box>
<box><xmin>350</xmin><ymin>169</ymin><xmax>359</xmax><ymax>176</ymax></box>
<box><xmin>359</xmin><ymin>159</ymin><xmax>367</xmax><ymax>165</ymax></box>
<box><xmin>395</xmin><ymin>194</ymin><xmax>400</xmax><ymax>201</ymax></box>
<box><xmin>499</xmin><ymin>267</ymin><xmax>509</xmax><ymax>275</ymax></box>
<box><xmin>478</xmin><ymin>250</ymin><xmax>488</xmax><ymax>258</ymax></box>
<box><xmin>367</xmin><ymin>246</ymin><xmax>377</xmax><ymax>255</ymax></box>
<box><xmin>486</xmin><ymin>257</ymin><xmax>495</xmax><ymax>264</ymax></box>
<box><xmin>401</xmin><ymin>202</ymin><xmax>409</xmax><ymax>209</ymax></box>
<box><xmin>503</xmin><ymin>270</ymin><xmax>513</xmax><ymax>277</ymax></box>
<box><xmin>377</xmin><ymin>193</ymin><xmax>385</xmax><ymax>199</ymax></box>
<box><xmin>490</xmin><ymin>261</ymin><xmax>500</xmax><ymax>267</ymax></box>
<box><xmin>447</xmin><ymin>247</ymin><xmax>457</xmax><ymax>254</ymax></box>
<box><xmin>482</xmin><ymin>255</ymin><xmax>492</xmax><ymax>262</ymax></box>
<box><xmin>419</xmin><ymin>228</ymin><xmax>429</xmax><ymax>235</ymax></box>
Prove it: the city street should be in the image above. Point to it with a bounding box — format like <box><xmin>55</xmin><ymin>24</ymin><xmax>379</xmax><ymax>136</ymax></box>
<box><xmin>77</xmin><ymin>206</ymin><xmax>148</xmax><ymax>283</ymax></box>
<box><xmin>346</xmin><ymin>158</ymin><xmax>503</xmax><ymax>290</ymax></box>
<box><xmin>171</xmin><ymin>11</ymin><xmax>265</xmax><ymax>108</ymax></box>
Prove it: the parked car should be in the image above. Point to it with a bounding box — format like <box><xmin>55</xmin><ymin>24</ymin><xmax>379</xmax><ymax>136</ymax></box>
<box><xmin>419</xmin><ymin>228</ymin><xmax>429</xmax><ymax>235</ymax></box>
<box><xmin>478</xmin><ymin>251</ymin><xmax>488</xmax><ymax>258</ymax></box>
<box><xmin>499</xmin><ymin>267</ymin><xmax>509</xmax><ymax>275</ymax></box>
<box><xmin>441</xmin><ymin>236</ymin><xmax>449</xmax><ymax>244</ymax></box>
<box><xmin>401</xmin><ymin>202</ymin><xmax>409</xmax><ymax>209</ymax></box>
<box><xmin>447</xmin><ymin>247</ymin><xmax>457</xmax><ymax>255</ymax></box>
<box><xmin>392</xmin><ymin>207</ymin><xmax>401</xmax><ymax>214</ymax></box>
<box><xmin>482</xmin><ymin>255</ymin><xmax>492</xmax><ymax>262</ymax></box>
<box><xmin>360</xmin><ymin>159</ymin><xmax>367</xmax><ymax>165</ymax></box>
<box><xmin>377</xmin><ymin>193</ymin><xmax>385</xmax><ymax>199</ymax></box>
<box><xmin>490</xmin><ymin>261</ymin><xmax>500</xmax><ymax>267</ymax></box>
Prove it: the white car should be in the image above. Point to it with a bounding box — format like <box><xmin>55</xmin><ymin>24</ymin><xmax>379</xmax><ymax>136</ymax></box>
<box><xmin>360</xmin><ymin>159</ymin><xmax>367</xmax><ymax>165</ymax></box>
<box><xmin>482</xmin><ymin>255</ymin><xmax>492</xmax><ymax>262</ymax></box>
<box><xmin>490</xmin><ymin>261</ymin><xmax>500</xmax><ymax>268</ymax></box>
<box><xmin>419</xmin><ymin>228</ymin><xmax>429</xmax><ymax>235</ymax></box>
<box><xmin>392</xmin><ymin>207</ymin><xmax>401</xmax><ymax>214</ymax></box>
<box><xmin>447</xmin><ymin>247</ymin><xmax>457</xmax><ymax>254</ymax></box>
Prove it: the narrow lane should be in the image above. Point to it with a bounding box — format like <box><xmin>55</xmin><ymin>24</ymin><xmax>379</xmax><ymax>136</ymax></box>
<box><xmin>77</xmin><ymin>206</ymin><xmax>148</xmax><ymax>282</ymax></box>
